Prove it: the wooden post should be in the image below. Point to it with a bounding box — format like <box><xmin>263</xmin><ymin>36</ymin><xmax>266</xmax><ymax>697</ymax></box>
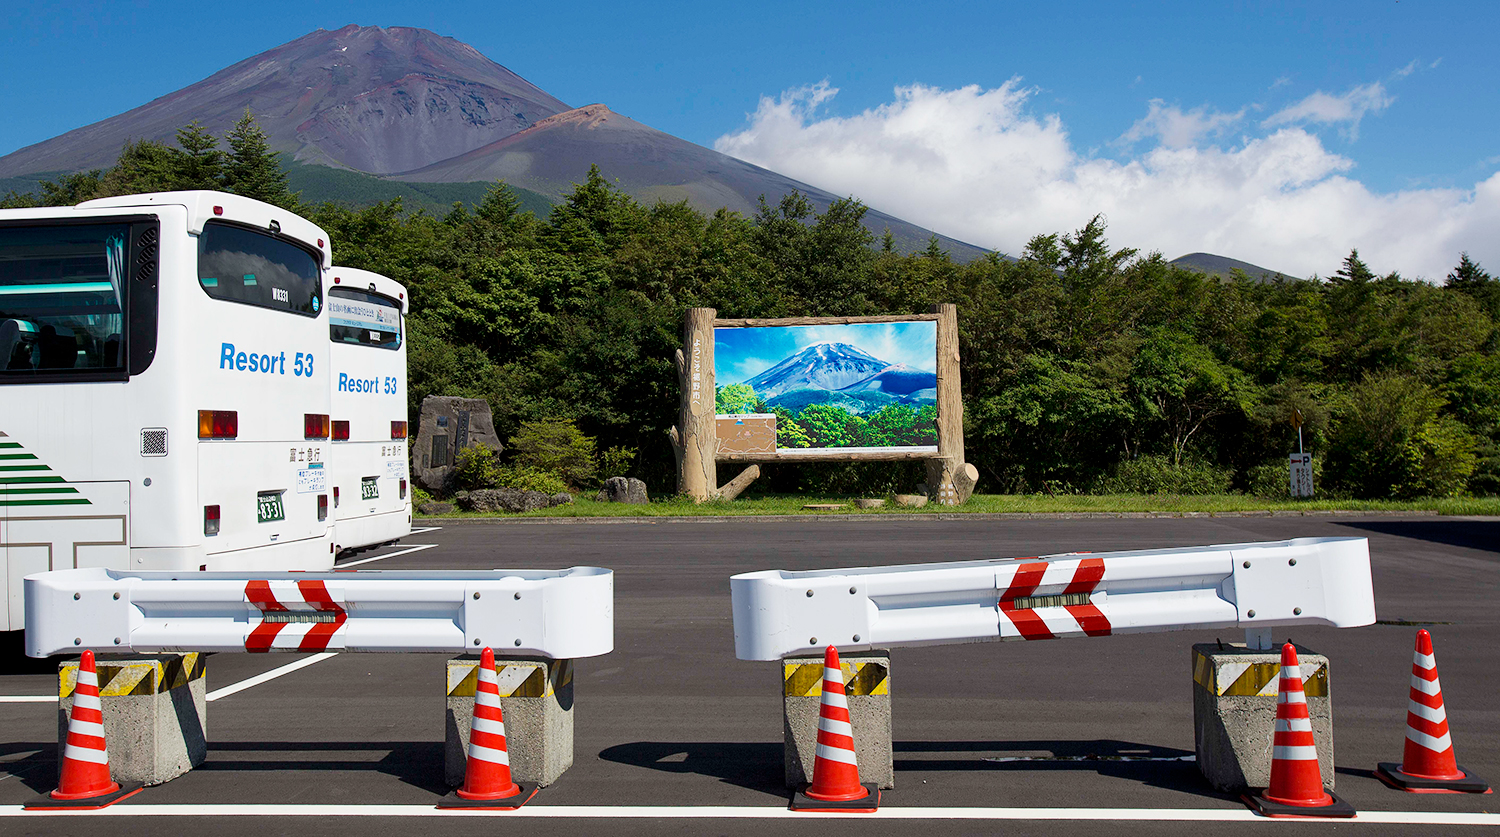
<box><xmin>926</xmin><ymin>303</ymin><xmax>966</xmax><ymax>504</ymax></box>
<box><xmin>718</xmin><ymin>465</ymin><xmax>761</xmax><ymax>501</ymax></box>
<box><xmin>675</xmin><ymin>308</ymin><xmax>717</xmax><ymax>501</ymax></box>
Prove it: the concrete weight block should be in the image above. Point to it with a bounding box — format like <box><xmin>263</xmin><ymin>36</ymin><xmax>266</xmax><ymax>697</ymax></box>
<box><xmin>1192</xmin><ymin>643</ymin><xmax>1334</xmax><ymax>791</ymax></box>
<box><xmin>446</xmin><ymin>655</ymin><xmax>573</xmax><ymax>787</ymax></box>
<box><xmin>783</xmin><ymin>650</ymin><xmax>893</xmax><ymax>789</ymax></box>
<box><xmin>58</xmin><ymin>653</ymin><xmax>207</xmax><ymax>786</ymax></box>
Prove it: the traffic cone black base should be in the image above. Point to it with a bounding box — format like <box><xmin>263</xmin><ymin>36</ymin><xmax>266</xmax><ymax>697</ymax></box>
<box><xmin>1241</xmin><ymin>788</ymin><xmax>1355</xmax><ymax>819</ymax></box>
<box><xmin>1376</xmin><ymin>763</ymin><xmax>1491</xmax><ymax>794</ymax></box>
<box><xmin>25</xmin><ymin>782</ymin><xmax>143</xmax><ymax>811</ymax></box>
<box><xmin>791</xmin><ymin>783</ymin><xmax>879</xmax><ymax>812</ymax></box>
<box><xmin>437</xmin><ymin>783</ymin><xmax>537</xmax><ymax>810</ymax></box>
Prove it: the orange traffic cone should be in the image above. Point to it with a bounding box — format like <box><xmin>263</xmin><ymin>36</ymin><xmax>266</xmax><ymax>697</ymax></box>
<box><xmin>1242</xmin><ymin>643</ymin><xmax>1354</xmax><ymax>818</ymax></box>
<box><xmin>26</xmin><ymin>650</ymin><xmax>143</xmax><ymax>810</ymax></box>
<box><xmin>791</xmin><ymin>645</ymin><xmax>879</xmax><ymax>812</ymax></box>
<box><xmin>1375</xmin><ymin>630</ymin><xmax>1491</xmax><ymax>793</ymax></box>
<box><xmin>437</xmin><ymin>647</ymin><xmax>538</xmax><ymax>809</ymax></box>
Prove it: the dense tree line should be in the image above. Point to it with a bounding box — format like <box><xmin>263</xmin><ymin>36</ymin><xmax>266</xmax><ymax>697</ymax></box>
<box><xmin>8</xmin><ymin>120</ymin><xmax>1498</xmax><ymax>499</ymax></box>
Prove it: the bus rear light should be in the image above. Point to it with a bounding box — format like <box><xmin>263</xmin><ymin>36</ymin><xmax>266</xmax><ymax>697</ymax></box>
<box><xmin>305</xmin><ymin>414</ymin><xmax>330</xmax><ymax>439</ymax></box>
<box><xmin>332</xmin><ymin>420</ymin><xmax>350</xmax><ymax>441</ymax></box>
<box><xmin>198</xmin><ymin>410</ymin><xmax>238</xmax><ymax>439</ymax></box>
<box><xmin>333</xmin><ymin>276</ymin><xmax>341</xmax><ymax>284</ymax></box>
<box><xmin>333</xmin><ymin>487</ymin><xmax>340</xmax><ymax>508</ymax></box>
<box><xmin>317</xmin><ymin>238</ymin><xmax>324</xmax><ymax>249</ymax></box>
<box><xmin>400</xmin><ymin>479</ymin><xmax>407</xmax><ymax>500</ymax></box>
<box><xmin>391</xmin><ymin>421</ymin><xmax>407</xmax><ymax>439</ymax></box>
<box><xmin>213</xmin><ymin>205</ymin><xmax>223</xmax><ymax>216</ymax></box>
<box><xmin>317</xmin><ymin>494</ymin><xmax>328</xmax><ymax>521</ymax></box>
<box><xmin>204</xmin><ymin>505</ymin><xmax>220</xmax><ymax>536</ymax></box>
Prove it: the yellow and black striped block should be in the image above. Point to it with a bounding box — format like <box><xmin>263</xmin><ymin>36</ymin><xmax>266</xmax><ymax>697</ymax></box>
<box><xmin>59</xmin><ymin>653</ymin><xmax>206</xmax><ymax>698</ymax></box>
<box><xmin>784</xmin><ymin>659</ymin><xmax>890</xmax><ymax>697</ymax></box>
<box><xmin>1193</xmin><ymin>648</ymin><xmax>1328</xmax><ymax>697</ymax></box>
<box><xmin>447</xmin><ymin>658</ymin><xmax>573</xmax><ymax>699</ymax></box>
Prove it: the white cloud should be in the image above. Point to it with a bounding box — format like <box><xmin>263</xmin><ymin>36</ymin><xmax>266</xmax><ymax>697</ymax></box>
<box><xmin>714</xmin><ymin>81</ymin><xmax>1500</xmax><ymax>280</ymax></box>
<box><xmin>1392</xmin><ymin>60</ymin><xmax>1419</xmax><ymax>79</ymax></box>
<box><xmin>1120</xmin><ymin>100</ymin><xmax>1245</xmax><ymax>148</ymax></box>
<box><xmin>1262</xmin><ymin>82</ymin><xmax>1393</xmax><ymax>140</ymax></box>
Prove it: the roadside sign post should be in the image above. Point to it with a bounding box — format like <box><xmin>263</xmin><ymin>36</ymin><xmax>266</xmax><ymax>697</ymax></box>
<box><xmin>1289</xmin><ymin>409</ymin><xmax>1313</xmax><ymax>498</ymax></box>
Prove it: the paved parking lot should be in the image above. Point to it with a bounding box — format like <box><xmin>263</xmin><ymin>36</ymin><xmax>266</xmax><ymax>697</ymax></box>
<box><xmin>2</xmin><ymin>515</ymin><xmax>1497</xmax><ymax>834</ymax></box>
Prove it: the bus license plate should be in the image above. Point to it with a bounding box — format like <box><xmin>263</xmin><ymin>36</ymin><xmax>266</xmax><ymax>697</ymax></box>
<box><xmin>257</xmin><ymin>491</ymin><xmax>286</xmax><ymax>523</ymax></box>
<box><xmin>361</xmin><ymin>477</ymin><xmax>379</xmax><ymax>501</ymax></box>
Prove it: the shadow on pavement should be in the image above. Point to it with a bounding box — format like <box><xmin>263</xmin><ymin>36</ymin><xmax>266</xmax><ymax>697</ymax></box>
<box><xmin>1336</xmin><ymin>519</ymin><xmax>1500</xmax><ymax>556</ymax></box>
<box><xmin>894</xmin><ymin>739</ymin><xmax>1231</xmax><ymax>801</ymax></box>
<box><xmin>195</xmin><ymin>741</ymin><xmax>448</xmax><ymax>794</ymax></box>
<box><xmin>597</xmin><ymin>741</ymin><xmax>786</xmax><ymax>796</ymax></box>
<box><xmin>599</xmin><ymin>739</ymin><xmax>1235</xmax><ymax>802</ymax></box>
<box><xmin>0</xmin><ymin>631</ymin><xmax>63</xmax><ymax>676</ymax></box>
<box><xmin>0</xmin><ymin>741</ymin><xmax>56</xmax><ymax>794</ymax></box>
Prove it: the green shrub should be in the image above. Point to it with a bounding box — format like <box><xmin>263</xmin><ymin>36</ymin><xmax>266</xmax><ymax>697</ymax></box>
<box><xmin>412</xmin><ymin>484</ymin><xmax>433</xmax><ymax>506</ymax></box>
<box><xmin>493</xmin><ymin>465</ymin><xmax>569</xmax><ymax>495</ymax></box>
<box><xmin>1093</xmin><ymin>454</ymin><xmax>1233</xmax><ymax>495</ymax></box>
<box><xmin>508</xmin><ymin>419</ymin><xmax>597</xmax><ymax>487</ymax></box>
<box><xmin>1246</xmin><ymin>456</ymin><xmax>1325</xmax><ymax>498</ymax></box>
<box><xmin>1324</xmin><ymin>372</ymin><xmax>1478</xmax><ymax>499</ymax></box>
<box><xmin>452</xmin><ymin>445</ymin><xmax>501</xmax><ymax>492</ymax></box>
<box><xmin>600</xmin><ymin>445</ymin><xmax>637</xmax><ymax>479</ymax></box>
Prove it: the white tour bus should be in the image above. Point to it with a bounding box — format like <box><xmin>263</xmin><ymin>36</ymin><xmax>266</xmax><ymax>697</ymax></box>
<box><xmin>0</xmin><ymin>190</ymin><xmax>337</xmax><ymax>632</ymax></box>
<box><xmin>327</xmin><ymin>266</ymin><xmax>411</xmax><ymax>554</ymax></box>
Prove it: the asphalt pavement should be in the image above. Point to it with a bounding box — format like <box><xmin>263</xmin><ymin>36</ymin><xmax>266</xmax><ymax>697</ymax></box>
<box><xmin>2</xmin><ymin>514</ymin><xmax>1497</xmax><ymax>835</ymax></box>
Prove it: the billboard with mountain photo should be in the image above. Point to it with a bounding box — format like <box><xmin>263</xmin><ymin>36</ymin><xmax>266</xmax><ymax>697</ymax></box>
<box><xmin>714</xmin><ymin>322</ymin><xmax>938</xmax><ymax>455</ymax></box>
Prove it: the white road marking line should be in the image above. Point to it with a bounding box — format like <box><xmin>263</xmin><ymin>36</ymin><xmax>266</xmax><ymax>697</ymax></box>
<box><xmin>205</xmin><ymin>653</ymin><xmax>337</xmax><ymax>702</ymax></box>
<box><xmin>409</xmin><ymin>526</ymin><xmax>442</xmax><ymax>535</ymax></box>
<box><xmin>0</xmin><ymin>696</ymin><xmax>54</xmax><ymax>703</ymax></box>
<box><xmin>0</xmin><ymin>805</ymin><xmax>1496</xmax><ymax>823</ymax></box>
<box><xmin>337</xmin><ymin>543</ymin><xmax>437</xmax><ymax>567</ymax></box>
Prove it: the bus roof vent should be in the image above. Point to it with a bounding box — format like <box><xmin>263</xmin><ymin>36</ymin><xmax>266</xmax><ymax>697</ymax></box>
<box><xmin>141</xmin><ymin>428</ymin><xmax>168</xmax><ymax>457</ymax></box>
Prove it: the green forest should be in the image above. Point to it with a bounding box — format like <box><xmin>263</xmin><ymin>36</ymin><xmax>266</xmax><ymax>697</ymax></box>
<box><xmin>716</xmin><ymin>383</ymin><xmax>938</xmax><ymax>449</ymax></box>
<box><xmin>7</xmin><ymin>118</ymin><xmax>1500</xmax><ymax>500</ymax></box>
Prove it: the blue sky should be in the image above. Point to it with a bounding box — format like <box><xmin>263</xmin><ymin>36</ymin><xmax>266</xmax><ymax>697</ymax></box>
<box><xmin>3</xmin><ymin>1</ymin><xmax>1497</xmax><ymax>278</ymax></box>
<box><xmin>716</xmin><ymin>322</ymin><xmax>936</xmax><ymax>385</ymax></box>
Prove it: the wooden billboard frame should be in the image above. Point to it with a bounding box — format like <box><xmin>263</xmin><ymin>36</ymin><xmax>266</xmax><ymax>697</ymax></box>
<box><xmin>670</xmin><ymin>305</ymin><xmax>971</xmax><ymax>503</ymax></box>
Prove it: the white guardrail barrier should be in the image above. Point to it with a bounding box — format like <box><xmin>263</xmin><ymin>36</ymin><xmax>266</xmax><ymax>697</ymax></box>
<box><xmin>25</xmin><ymin>567</ymin><xmax>613</xmax><ymax>658</ymax></box>
<box><xmin>731</xmin><ymin>537</ymin><xmax>1375</xmax><ymax>660</ymax></box>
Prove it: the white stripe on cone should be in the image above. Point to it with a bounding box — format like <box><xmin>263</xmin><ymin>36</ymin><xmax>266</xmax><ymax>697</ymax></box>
<box><xmin>814</xmin><ymin>743</ymin><xmax>859</xmax><ymax>765</ymax></box>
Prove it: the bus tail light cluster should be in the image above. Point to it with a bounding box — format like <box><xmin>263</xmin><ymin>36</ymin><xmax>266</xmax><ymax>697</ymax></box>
<box><xmin>204</xmin><ymin>505</ymin><xmax>220</xmax><ymax>536</ymax></box>
<box><xmin>391</xmin><ymin>421</ymin><xmax>407</xmax><ymax>440</ymax></box>
<box><xmin>198</xmin><ymin>410</ymin><xmax>238</xmax><ymax>439</ymax></box>
<box><xmin>332</xmin><ymin>420</ymin><xmax>350</xmax><ymax>441</ymax></box>
<box><xmin>400</xmin><ymin>479</ymin><xmax>408</xmax><ymax>500</ymax></box>
<box><xmin>333</xmin><ymin>486</ymin><xmax>340</xmax><ymax>508</ymax></box>
<box><xmin>305</xmin><ymin>414</ymin><xmax>330</xmax><ymax>439</ymax></box>
<box><xmin>317</xmin><ymin>494</ymin><xmax>328</xmax><ymax>521</ymax></box>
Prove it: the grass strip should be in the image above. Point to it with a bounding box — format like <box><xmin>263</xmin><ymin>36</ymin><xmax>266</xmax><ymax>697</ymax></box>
<box><xmin>417</xmin><ymin>493</ymin><xmax>1500</xmax><ymax>519</ymax></box>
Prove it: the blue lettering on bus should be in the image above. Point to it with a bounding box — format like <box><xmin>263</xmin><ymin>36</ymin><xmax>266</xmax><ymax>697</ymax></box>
<box><xmin>336</xmin><ymin>372</ymin><xmax>385</xmax><ymax>393</ymax></box>
<box><xmin>219</xmin><ymin>343</ymin><xmax>301</xmax><ymax>376</ymax></box>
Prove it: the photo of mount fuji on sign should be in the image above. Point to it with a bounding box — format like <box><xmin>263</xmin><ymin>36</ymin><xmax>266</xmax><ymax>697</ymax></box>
<box><xmin>714</xmin><ymin>322</ymin><xmax>937</xmax><ymax>453</ymax></box>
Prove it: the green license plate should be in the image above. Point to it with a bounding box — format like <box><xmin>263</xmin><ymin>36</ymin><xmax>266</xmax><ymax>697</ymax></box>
<box><xmin>361</xmin><ymin>477</ymin><xmax>379</xmax><ymax>501</ymax></box>
<box><xmin>257</xmin><ymin>491</ymin><xmax>285</xmax><ymax>523</ymax></box>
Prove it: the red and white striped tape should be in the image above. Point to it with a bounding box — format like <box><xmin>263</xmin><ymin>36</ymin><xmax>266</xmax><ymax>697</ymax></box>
<box><xmin>997</xmin><ymin>556</ymin><xmax>1111</xmax><ymax>640</ymax></box>
<box><xmin>244</xmin><ymin>580</ymin><xmax>347</xmax><ymax>652</ymax></box>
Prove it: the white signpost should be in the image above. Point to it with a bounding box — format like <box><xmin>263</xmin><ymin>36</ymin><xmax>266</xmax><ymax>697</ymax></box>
<box><xmin>1288</xmin><ymin>408</ymin><xmax>1313</xmax><ymax>498</ymax></box>
<box><xmin>1290</xmin><ymin>452</ymin><xmax>1314</xmax><ymax>498</ymax></box>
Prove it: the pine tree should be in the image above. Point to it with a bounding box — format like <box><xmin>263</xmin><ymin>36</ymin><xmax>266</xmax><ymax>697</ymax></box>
<box><xmin>1331</xmin><ymin>248</ymin><xmax>1375</xmax><ymax>285</ymax></box>
<box><xmin>172</xmin><ymin>121</ymin><xmax>224</xmax><ymax>190</ymax></box>
<box><xmin>222</xmin><ymin>110</ymin><xmax>295</xmax><ymax>208</ymax></box>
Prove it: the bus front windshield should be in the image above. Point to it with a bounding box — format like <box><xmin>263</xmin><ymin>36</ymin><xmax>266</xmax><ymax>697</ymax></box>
<box><xmin>329</xmin><ymin>287</ymin><xmax>402</xmax><ymax>349</ymax></box>
<box><xmin>0</xmin><ymin>224</ymin><xmax>130</xmax><ymax>374</ymax></box>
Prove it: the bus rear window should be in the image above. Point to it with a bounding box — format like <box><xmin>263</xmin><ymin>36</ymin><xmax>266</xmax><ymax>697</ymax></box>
<box><xmin>0</xmin><ymin>223</ymin><xmax>130</xmax><ymax>374</ymax></box>
<box><xmin>198</xmin><ymin>221</ymin><xmax>321</xmax><ymax>317</ymax></box>
<box><xmin>329</xmin><ymin>287</ymin><xmax>402</xmax><ymax>350</ymax></box>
